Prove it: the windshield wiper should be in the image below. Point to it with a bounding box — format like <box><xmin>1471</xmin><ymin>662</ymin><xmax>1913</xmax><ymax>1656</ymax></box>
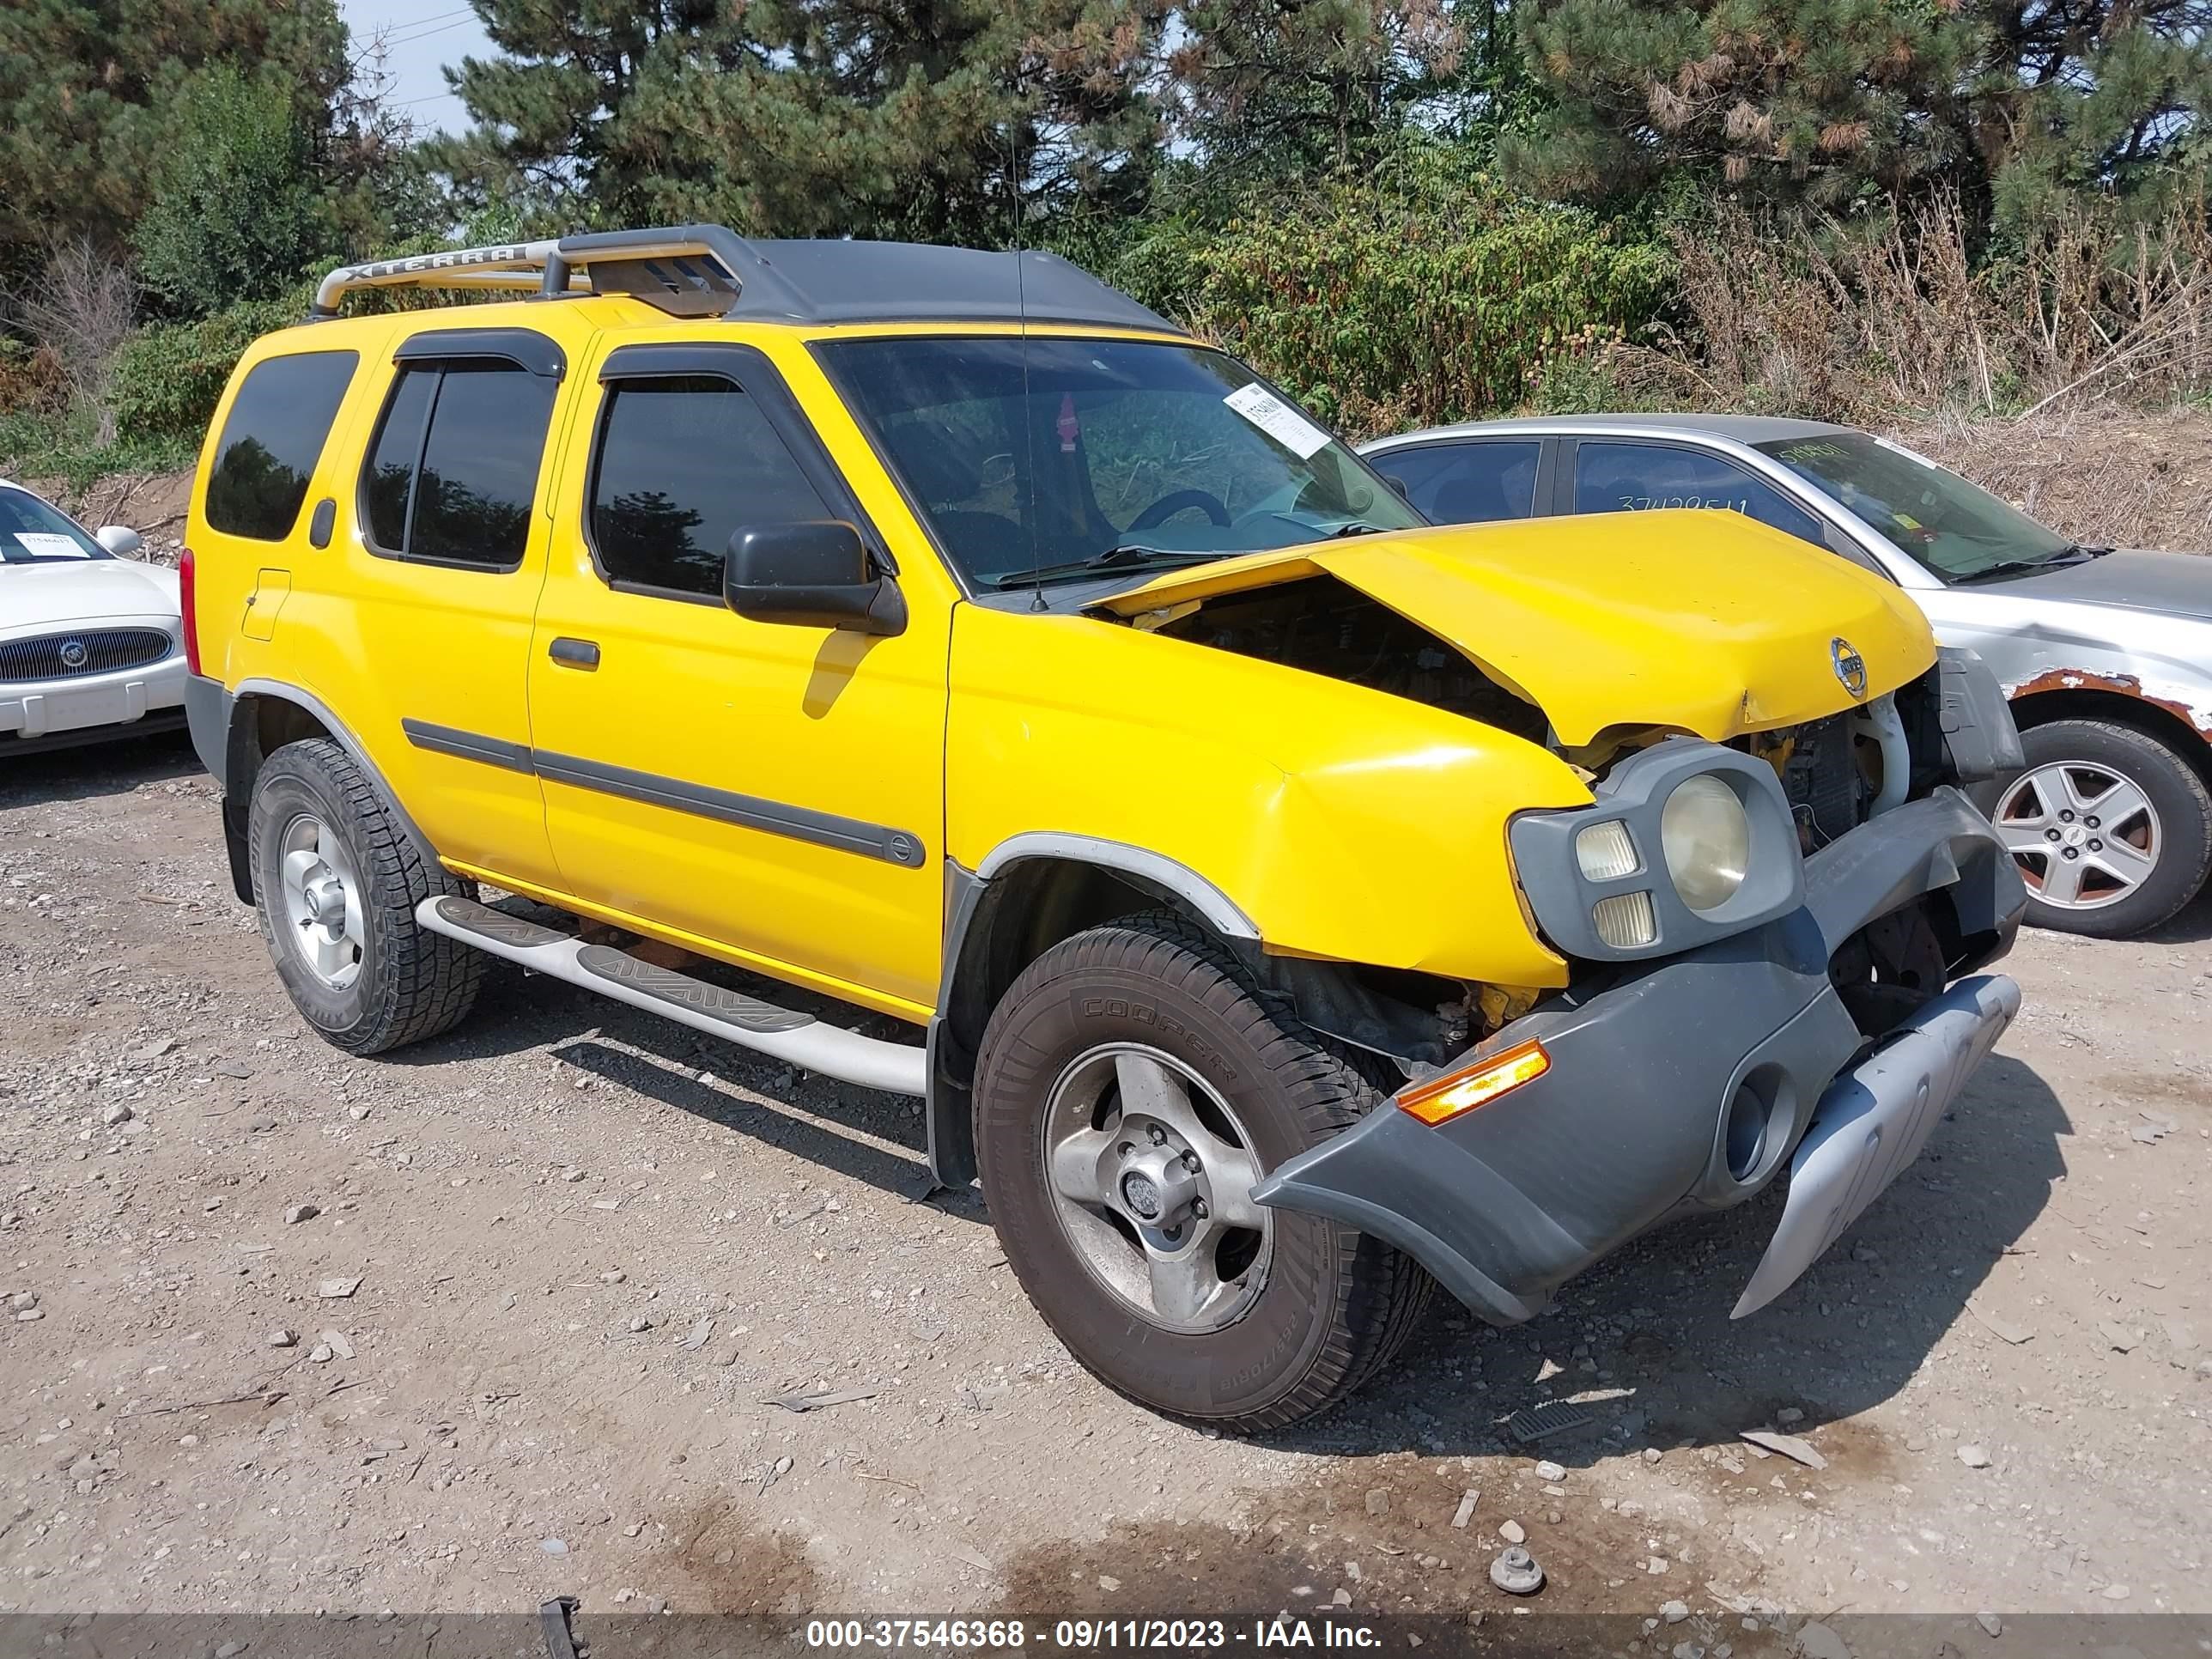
<box><xmin>1952</xmin><ymin>543</ymin><xmax>2111</xmax><ymax>585</ymax></box>
<box><xmin>1328</xmin><ymin>521</ymin><xmax>1388</xmax><ymax>538</ymax></box>
<box><xmin>982</xmin><ymin>544</ymin><xmax>1223</xmax><ymax>589</ymax></box>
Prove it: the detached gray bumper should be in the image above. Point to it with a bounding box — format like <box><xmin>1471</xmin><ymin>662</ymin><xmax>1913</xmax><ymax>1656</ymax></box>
<box><xmin>1253</xmin><ymin>788</ymin><xmax>2026</xmax><ymax>1325</ymax></box>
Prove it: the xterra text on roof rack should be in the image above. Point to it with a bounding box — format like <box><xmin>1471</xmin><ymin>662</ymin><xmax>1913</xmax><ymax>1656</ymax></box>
<box><xmin>181</xmin><ymin>225</ymin><xmax>2028</xmax><ymax>1429</ymax></box>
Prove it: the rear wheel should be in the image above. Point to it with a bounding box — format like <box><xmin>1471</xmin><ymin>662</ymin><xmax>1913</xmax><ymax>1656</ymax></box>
<box><xmin>1988</xmin><ymin>718</ymin><xmax>2212</xmax><ymax>938</ymax></box>
<box><xmin>248</xmin><ymin>738</ymin><xmax>483</xmax><ymax>1054</ymax></box>
<box><xmin>973</xmin><ymin>911</ymin><xmax>1432</xmax><ymax>1431</ymax></box>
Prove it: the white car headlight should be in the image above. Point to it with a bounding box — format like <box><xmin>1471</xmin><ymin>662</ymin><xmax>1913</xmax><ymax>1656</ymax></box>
<box><xmin>1660</xmin><ymin>775</ymin><xmax>1751</xmax><ymax>912</ymax></box>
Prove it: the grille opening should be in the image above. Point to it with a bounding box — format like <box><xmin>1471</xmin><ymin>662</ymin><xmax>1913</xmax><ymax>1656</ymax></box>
<box><xmin>0</xmin><ymin>629</ymin><xmax>173</xmax><ymax>683</ymax></box>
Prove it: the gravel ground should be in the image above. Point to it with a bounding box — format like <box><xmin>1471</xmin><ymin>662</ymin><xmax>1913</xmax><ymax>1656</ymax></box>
<box><xmin>1</xmin><ymin>732</ymin><xmax>2208</xmax><ymax>1638</ymax></box>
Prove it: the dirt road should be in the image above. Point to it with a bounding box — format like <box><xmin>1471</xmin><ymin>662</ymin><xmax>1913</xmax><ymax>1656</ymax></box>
<box><xmin>2</xmin><ymin>732</ymin><xmax>2207</xmax><ymax>1641</ymax></box>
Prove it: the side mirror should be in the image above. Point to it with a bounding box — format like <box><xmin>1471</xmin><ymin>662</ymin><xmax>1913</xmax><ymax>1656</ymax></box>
<box><xmin>95</xmin><ymin>525</ymin><xmax>143</xmax><ymax>557</ymax></box>
<box><xmin>724</xmin><ymin>521</ymin><xmax>905</xmax><ymax>636</ymax></box>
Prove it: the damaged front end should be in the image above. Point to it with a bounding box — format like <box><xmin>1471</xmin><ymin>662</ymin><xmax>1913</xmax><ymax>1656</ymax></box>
<box><xmin>1253</xmin><ymin>757</ymin><xmax>2026</xmax><ymax>1325</ymax></box>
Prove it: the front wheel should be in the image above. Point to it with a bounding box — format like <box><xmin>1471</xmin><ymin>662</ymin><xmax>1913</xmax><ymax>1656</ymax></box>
<box><xmin>1984</xmin><ymin>718</ymin><xmax>2212</xmax><ymax>938</ymax></box>
<box><xmin>973</xmin><ymin>912</ymin><xmax>1432</xmax><ymax>1431</ymax></box>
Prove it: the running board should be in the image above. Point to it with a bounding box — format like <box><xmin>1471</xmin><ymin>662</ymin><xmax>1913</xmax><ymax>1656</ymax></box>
<box><xmin>415</xmin><ymin>896</ymin><xmax>926</xmax><ymax>1097</ymax></box>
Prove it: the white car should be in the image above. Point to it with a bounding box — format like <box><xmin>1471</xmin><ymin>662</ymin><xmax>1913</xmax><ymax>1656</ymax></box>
<box><xmin>2</xmin><ymin>480</ymin><xmax>185</xmax><ymax>756</ymax></box>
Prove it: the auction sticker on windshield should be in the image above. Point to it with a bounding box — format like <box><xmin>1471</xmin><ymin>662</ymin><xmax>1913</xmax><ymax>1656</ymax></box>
<box><xmin>1223</xmin><ymin>382</ymin><xmax>1333</xmax><ymax>459</ymax></box>
<box><xmin>7</xmin><ymin>532</ymin><xmax>90</xmax><ymax>559</ymax></box>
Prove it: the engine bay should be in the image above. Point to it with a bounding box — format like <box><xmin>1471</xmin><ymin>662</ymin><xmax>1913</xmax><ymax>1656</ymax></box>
<box><xmin>1147</xmin><ymin>574</ymin><xmax>1553</xmax><ymax>747</ymax></box>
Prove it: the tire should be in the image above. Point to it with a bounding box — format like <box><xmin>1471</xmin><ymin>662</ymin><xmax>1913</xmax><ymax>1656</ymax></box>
<box><xmin>1981</xmin><ymin>718</ymin><xmax>2212</xmax><ymax>939</ymax></box>
<box><xmin>247</xmin><ymin>737</ymin><xmax>483</xmax><ymax>1054</ymax></box>
<box><xmin>973</xmin><ymin>910</ymin><xmax>1433</xmax><ymax>1431</ymax></box>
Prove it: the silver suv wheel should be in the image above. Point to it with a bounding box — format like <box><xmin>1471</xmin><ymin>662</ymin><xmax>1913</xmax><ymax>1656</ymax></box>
<box><xmin>1041</xmin><ymin>1042</ymin><xmax>1273</xmax><ymax>1334</ymax></box>
<box><xmin>1993</xmin><ymin>759</ymin><xmax>2160</xmax><ymax>911</ymax></box>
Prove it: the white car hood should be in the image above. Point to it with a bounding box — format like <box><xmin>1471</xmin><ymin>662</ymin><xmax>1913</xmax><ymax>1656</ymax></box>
<box><xmin>0</xmin><ymin>559</ymin><xmax>179</xmax><ymax>635</ymax></box>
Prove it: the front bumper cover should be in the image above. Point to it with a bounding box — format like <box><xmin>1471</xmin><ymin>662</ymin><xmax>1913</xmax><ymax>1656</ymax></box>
<box><xmin>1252</xmin><ymin>787</ymin><xmax>2026</xmax><ymax>1324</ymax></box>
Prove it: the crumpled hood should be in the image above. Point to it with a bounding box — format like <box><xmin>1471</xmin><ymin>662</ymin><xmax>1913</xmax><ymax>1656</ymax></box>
<box><xmin>1095</xmin><ymin>511</ymin><xmax>1936</xmax><ymax>745</ymax></box>
<box><xmin>0</xmin><ymin>558</ymin><xmax>179</xmax><ymax>636</ymax></box>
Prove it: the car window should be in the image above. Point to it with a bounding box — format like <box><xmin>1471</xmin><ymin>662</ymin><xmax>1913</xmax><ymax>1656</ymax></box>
<box><xmin>1376</xmin><ymin>441</ymin><xmax>1540</xmax><ymax>523</ymax></box>
<box><xmin>0</xmin><ymin>489</ymin><xmax>105</xmax><ymax>562</ymax></box>
<box><xmin>204</xmin><ymin>350</ymin><xmax>359</xmax><ymax>542</ymax></box>
<box><xmin>588</xmin><ymin>375</ymin><xmax>834</xmax><ymax>599</ymax></box>
<box><xmin>817</xmin><ymin>337</ymin><xmax>1421</xmax><ymax>589</ymax></box>
<box><xmin>1754</xmin><ymin>432</ymin><xmax>2075</xmax><ymax>580</ymax></box>
<box><xmin>360</xmin><ymin>362</ymin><xmax>556</xmax><ymax>569</ymax></box>
<box><xmin>1572</xmin><ymin>441</ymin><xmax>1822</xmax><ymax>545</ymax></box>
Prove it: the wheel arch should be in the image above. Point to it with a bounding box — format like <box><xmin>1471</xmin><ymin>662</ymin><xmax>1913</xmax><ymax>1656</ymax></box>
<box><xmin>2007</xmin><ymin>683</ymin><xmax>2212</xmax><ymax>790</ymax></box>
<box><xmin>926</xmin><ymin>840</ymin><xmax>1259</xmax><ymax>1188</ymax></box>
<box><xmin>219</xmin><ymin>680</ymin><xmax>431</xmax><ymax>903</ymax></box>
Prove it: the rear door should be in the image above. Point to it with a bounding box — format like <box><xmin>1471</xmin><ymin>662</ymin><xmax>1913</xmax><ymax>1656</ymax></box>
<box><xmin>337</xmin><ymin>321</ymin><xmax>592</xmax><ymax>890</ymax></box>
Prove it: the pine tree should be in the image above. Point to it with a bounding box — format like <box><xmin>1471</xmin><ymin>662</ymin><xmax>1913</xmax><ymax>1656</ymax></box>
<box><xmin>1166</xmin><ymin>0</ymin><xmax>1470</xmax><ymax>183</ymax></box>
<box><xmin>1507</xmin><ymin>0</ymin><xmax>2212</xmax><ymax>219</ymax></box>
<box><xmin>430</xmin><ymin>0</ymin><xmax>1169</xmax><ymax>244</ymax></box>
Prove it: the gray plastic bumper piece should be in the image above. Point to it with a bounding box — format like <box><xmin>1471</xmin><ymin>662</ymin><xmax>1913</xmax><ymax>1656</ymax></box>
<box><xmin>185</xmin><ymin>672</ymin><xmax>229</xmax><ymax>781</ymax></box>
<box><xmin>1253</xmin><ymin>787</ymin><xmax>2026</xmax><ymax>1326</ymax></box>
<box><xmin>1936</xmin><ymin>646</ymin><xmax>2025</xmax><ymax>782</ymax></box>
<box><xmin>1732</xmin><ymin>971</ymin><xmax>2019</xmax><ymax>1317</ymax></box>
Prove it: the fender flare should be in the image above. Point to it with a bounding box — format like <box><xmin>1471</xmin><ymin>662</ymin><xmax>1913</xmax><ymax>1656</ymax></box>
<box><xmin>213</xmin><ymin>678</ymin><xmax>438</xmax><ymax>902</ymax></box>
<box><xmin>923</xmin><ymin>835</ymin><xmax>1261</xmax><ymax>1188</ymax></box>
<box><xmin>969</xmin><ymin>833</ymin><xmax>1259</xmax><ymax>939</ymax></box>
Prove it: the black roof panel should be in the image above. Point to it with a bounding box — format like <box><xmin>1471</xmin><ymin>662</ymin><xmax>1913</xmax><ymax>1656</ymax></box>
<box><xmin>551</xmin><ymin>224</ymin><xmax>1183</xmax><ymax>332</ymax></box>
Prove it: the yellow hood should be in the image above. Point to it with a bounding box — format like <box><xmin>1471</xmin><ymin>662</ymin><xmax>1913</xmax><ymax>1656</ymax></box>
<box><xmin>1095</xmin><ymin>510</ymin><xmax>1936</xmax><ymax>746</ymax></box>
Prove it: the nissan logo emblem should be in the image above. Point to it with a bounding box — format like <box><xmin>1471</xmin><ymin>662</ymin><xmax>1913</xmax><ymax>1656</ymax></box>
<box><xmin>58</xmin><ymin>639</ymin><xmax>89</xmax><ymax>671</ymax></box>
<box><xmin>1830</xmin><ymin>636</ymin><xmax>1868</xmax><ymax>700</ymax></box>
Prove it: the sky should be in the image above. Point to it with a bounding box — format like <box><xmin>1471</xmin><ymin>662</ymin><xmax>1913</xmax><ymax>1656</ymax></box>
<box><xmin>337</xmin><ymin>0</ymin><xmax>496</xmax><ymax>137</ymax></box>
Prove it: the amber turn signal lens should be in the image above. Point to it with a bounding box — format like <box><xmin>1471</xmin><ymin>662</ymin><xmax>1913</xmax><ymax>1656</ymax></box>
<box><xmin>1397</xmin><ymin>1039</ymin><xmax>1551</xmax><ymax>1126</ymax></box>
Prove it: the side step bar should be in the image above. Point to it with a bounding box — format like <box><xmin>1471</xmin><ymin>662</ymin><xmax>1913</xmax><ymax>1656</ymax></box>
<box><xmin>415</xmin><ymin>896</ymin><xmax>927</xmax><ymax>1097</ymax></box>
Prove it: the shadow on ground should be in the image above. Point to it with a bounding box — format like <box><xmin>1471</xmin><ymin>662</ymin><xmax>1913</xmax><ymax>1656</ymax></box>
<box><xmin>0</xmin><ymin>727</ymin><xmax>197</xmax><ymax>806</ymax></box>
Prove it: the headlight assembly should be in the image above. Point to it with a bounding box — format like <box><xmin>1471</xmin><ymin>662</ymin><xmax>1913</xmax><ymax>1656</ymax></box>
<box><xmin>1507</xmin><ymin>739</ymin><xmax>1805</xmax><ymax>961</ymax></box>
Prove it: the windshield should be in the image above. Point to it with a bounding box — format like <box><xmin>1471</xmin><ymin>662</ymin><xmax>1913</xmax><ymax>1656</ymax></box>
<box><xmin>1753</xmin><ymin>432</ymin><xmax>2075</xmax><ymax>581</ymax></box>
<box><xmin>0</xmin><ymin>489</ymin><xmax>106</xmax><ymax>564</ymax></box>
<box><xmin>816</xmin><ymin>337</ymin><xmax>1424</xmax><ymax>588</ymax></box>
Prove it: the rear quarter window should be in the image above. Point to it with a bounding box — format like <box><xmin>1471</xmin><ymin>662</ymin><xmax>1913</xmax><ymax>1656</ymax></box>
<box><xmin>204</xmin><ymin>350</ymin><xmax>360</xmax><ymax>542</ymax></box>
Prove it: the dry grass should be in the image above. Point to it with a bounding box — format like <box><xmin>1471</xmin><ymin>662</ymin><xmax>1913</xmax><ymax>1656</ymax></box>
<box><xmin>1894</xmin><ymin>404</ymin><xmax>2212</xmax><ymax>554</ymax></box>
<box><xmin>1608</xmin><ymin>194</ymin><xmax>2212</xmax><ymax>427</ymax></box>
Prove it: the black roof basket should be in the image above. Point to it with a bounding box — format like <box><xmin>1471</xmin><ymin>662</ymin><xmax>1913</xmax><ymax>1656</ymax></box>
<box><xmin>308</xmin><ymin>225</ymin><xmax>1182</xmax><ymax>335</ymax></box>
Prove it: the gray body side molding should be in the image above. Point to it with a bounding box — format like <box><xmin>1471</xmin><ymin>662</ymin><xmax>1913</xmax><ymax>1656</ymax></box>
<box><xmin>971</xmin><ymin>834</ymin><xmax>1260</xmax><ymax>939</ymax></box>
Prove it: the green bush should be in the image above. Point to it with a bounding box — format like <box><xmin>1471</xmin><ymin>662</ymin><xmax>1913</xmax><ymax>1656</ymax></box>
<box><xmin>1086</xmin><ymin>146</ymin><xmax>1675</xmax><ymax>436</ymax></box>
<box><xmin>0</xmin><ymin>404</ymin><xmax>199</xmax><ymax>489</ymax></box>
<box><xmin>136</xmin><ymin>64</ymin><xmax>341</xmax><ymax>319</ymax></box>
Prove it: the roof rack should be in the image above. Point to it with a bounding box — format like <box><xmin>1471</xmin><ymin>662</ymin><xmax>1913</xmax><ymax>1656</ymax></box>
<box><xmin>309</xmin><ymin>224</ymin><xmax>1182</xmax><ymax>335</ymax></box>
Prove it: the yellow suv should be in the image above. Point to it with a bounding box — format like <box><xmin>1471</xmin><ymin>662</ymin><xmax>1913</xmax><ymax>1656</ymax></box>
<box><xmin>181</xmin><ymin>227</ymin><xmax>2027</xmax><ymax>1430</ymax></box>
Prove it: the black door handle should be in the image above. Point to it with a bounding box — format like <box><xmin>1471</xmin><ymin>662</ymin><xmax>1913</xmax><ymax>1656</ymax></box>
<box><xmin>548</xmin><ymin>637</ymin><xmax>600</xmax><ymax>669</ymax></box>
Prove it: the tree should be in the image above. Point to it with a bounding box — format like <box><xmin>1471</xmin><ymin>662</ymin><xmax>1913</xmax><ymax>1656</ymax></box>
<box><xmin>1506</xmin><ymin>0</ymin><xmax>2212</xmax><ymax>222</ymax></box>
<box><xmin>135</xmin><ymin>64</ymin><xmax>341</xmax><ymax>318</ymax></box>
<box><xmin>0</xmin><ymin>0</ymin><xmax>352</xmax><ymax>279</ymax></box>
<box><xmin>429</xmin><ymin>0</ymin><xmax>1169</xmax><ymax>244</ymax></box>
<box><xmin>1165</xmin><ymin>0</ymin><xmax>1469</xmax><ymax>183</ymax></box>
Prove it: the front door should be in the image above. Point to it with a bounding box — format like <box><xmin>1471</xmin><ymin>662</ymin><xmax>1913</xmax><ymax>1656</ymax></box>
<box><xmin>526</xmin><ymin>337</ymin><xmax>951</xmax><ymax>1020</ymax></box>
